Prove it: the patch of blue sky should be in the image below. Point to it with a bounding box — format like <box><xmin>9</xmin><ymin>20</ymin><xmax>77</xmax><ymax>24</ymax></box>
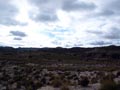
<box><xmin>42</xmin><ymin>31</ymin><xmax>64</xmax><ymax>40</ymax></box>
<box><xmin>54</xmin><ymin>28</ymin><xmax>75</xmax><ymax>33</ymax></box>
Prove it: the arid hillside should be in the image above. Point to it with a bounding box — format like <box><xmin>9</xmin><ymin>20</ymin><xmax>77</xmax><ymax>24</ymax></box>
<box><xmin>0</xmin><ymin>45</ymin><xmax>120</xmax><ymax>71</ymax></box>
<box><xmin>0</xmin><ymin>45</ymin><xmax>120</xmax><ymax>61</ymax></box>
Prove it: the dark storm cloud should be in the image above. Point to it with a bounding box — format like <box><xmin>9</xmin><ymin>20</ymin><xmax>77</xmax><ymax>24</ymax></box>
<box><xmin>0</xmin><ymin>0</ymin><xmax>21</xmax><ymax>26</ymax></box>
<box><xmin>62</xmin><ymin>0</ymin><xmax>96</xmax><ymax>12</ymax></box>
<box><xmin>90</xmin><ymin>41</ymin><xmax>112</xmax><ymax>45</ymax></box>
<box><xmin>14</xmin><ymin>37</ymin><xmax>22</xmax><ymax>41</ymax></box>
<box><xmin>10</xmin><ymin>31</ymin><xmax>27</xmax><ymax>37</ymax></box>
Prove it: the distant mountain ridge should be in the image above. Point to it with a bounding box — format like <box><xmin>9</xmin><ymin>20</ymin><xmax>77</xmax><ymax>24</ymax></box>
<box><xmin>0</xmin><ymin>45</ymin><xmax>120</xmax><ymax>62</ymax></box>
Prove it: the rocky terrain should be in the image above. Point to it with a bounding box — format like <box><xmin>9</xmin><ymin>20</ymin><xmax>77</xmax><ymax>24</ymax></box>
<box><xmin>0</xmin><ymin>61</ymin><xmax>120</xmax><ymax>90</ymax></box>
<box><xmin>0</xmin><ymin>45</ymin><xmax>120</xmax><ymax>90</ymax></box>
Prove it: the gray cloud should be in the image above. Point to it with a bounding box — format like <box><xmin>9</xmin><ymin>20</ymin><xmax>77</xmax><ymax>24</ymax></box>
<box><xmin>10</xmin><ymin>31</ymin><xmax>27</xmax><ymax>37</ymax></box>
<box><xmin>108</xmin><ymin>0</ymin><xmax>120</xmax><ymax>13</ymax></box>
<box><xmin>14</xmin><ymin>37</ymin><xmax>22</xmax><ymax>41</ymax></box>
<box><xmin>90</xmin><ymin>41</ymin><xmax>112</xmax><ymax>45</ymax></box>
<box><xmin>0</xmin><ymin>0</ymin><xmax>22</xmax><ymax>26</ymax></box>
<box><xmin>37</xmin><ymin>12</ymin><xmax>58</xmax><ymax>22</ymax></box>
<box><xmin>87</xmin><ymin>9</ymin><xmax>116</xmax><ymax>19</ymax></box>
<box><xmin>96</xmin><ymin>0</ymin><xmax>120</xmax><ymax>17</ymax></box>
<box><xmin>87</xmin><ymin>27</ymin><xmax>120</xmax><ymax>40</ymax></box>
<box><xmin>86</xmin><ymin>30</ymin><xmax>103</xmax><ymax>35</ymax></box>
<box><xmin>74</xmin><ymin>43</ymin><xmax>83</xmax><ymax>47</ymax></box>
<box><xmin>0</xmin><ymin>18</ymin><xmax>26</xmax><ymax>26</ymax></box>
<box><xmin>103</xmin><ymin>27</ymin><xmax>120</xmax><ymax>39</ymax></box>
<box><xmin>14</xmin><ymin>44</ymin><xmax>24</xmax><ymax>47</ymax></box>
<box><xmin>52</xmin><ymin>40</ymin><xmax>62</xmax><ymax>45</ymax></box>
<box><xmin>62</xmin><ymin>0</ymin><xmax>96</xmax><ymax>12</ymax></box>
<box><xmin>29</xmin><ymin>0</ymin><xmax>51</xmax><ymax>5</ymax></box>
<box><xmin>29</xmin><ymin>0</ymin><xmax>59</xmax><ymax>22</ymax></box>
<box><xmin>84</xmin><ymin>0</ymin><xmax>120</xmax><ymax>20</ymax></box>
<box><xmin>97</xmin><ymin>10</ymin><xmax>115</xmax><ymax>17</ymax></box>
<box><xmin>30</xmin><ymin>11</ymin><xmax>58</xmax><ymax>22</ymax></box>
<box><xmin>29</xmin><ymin>0</ymin><xmax>96</xmax><ymax>22</ymax></box>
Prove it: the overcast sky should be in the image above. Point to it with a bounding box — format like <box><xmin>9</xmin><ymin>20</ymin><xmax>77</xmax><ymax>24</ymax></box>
<box><xmin>0</xmin><ymin>0</ymin><xmax>120</xmax><ymax>48</ymax></box>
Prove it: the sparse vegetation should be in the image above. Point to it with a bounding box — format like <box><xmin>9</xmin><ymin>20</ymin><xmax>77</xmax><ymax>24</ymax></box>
<box><xmin>61</xmin><ymin>85</ymin><xmax>70</xmax><ymax>90</ymax></box>
<box><xmin>91</xmin><ymin>77</ymin><xmax>98</xmax><ymax>84</ymax></box>
<box><xmin>0</xmin><ymin>46</ymin><xmax>120</xmax><ymax>89</ymax></box>
<box><xmin>51</xmin><ymin>77</ymin><xmax>62</xmax><ymax>88</ymax></box>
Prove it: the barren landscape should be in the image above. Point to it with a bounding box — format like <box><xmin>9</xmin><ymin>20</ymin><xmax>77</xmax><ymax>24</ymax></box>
<box><xmin>0</xmin><ymin>46</ymin><xmax>120</xmax><ymax>90</ymax></box>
